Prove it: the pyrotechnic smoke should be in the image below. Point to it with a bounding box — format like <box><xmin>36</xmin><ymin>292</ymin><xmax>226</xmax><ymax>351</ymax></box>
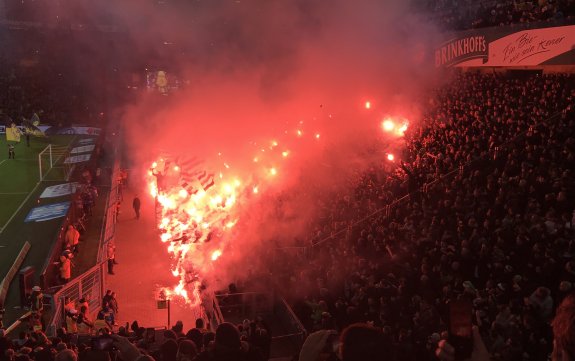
<box><xmin>102</xmin><ymin>0</ymin><xmax>445</xmax><ymax>300</ymax></box>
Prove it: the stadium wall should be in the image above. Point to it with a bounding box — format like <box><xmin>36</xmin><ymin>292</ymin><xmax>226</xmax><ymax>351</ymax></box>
<box><xmin>434</xmin><ymin>21</ymin><xmax>575</xmax><ymax>68</ymax></box>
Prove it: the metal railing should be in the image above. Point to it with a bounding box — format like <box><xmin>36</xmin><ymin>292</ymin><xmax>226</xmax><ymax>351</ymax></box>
<box><xmin>46</xmin><ymin>263</ymin><xmax>104</xmax><ymax>336</ymax></box>
<box><xmin>209</xmin><ymin>291</ymin><xmax>306</xmax><ymax>358</ymax></box>
<box><xmin>44</xmin><ymin>126</ymin><xmax>123</xmax><ymax>336</ymax></box>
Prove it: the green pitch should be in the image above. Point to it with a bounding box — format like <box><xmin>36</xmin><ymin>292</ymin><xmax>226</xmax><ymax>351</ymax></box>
<box><xmin>0</xmin><ymin>134</ymin><xmax>77</xmax><ymax>282</ymax></box>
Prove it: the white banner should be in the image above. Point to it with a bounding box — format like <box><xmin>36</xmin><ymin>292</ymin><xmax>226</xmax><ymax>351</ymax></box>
<box><xmin>40</xmin><ymin>183</ymin><xmax>79</xmax><ymax>198</ymax></box>
<box><xmin>64</xmin><ymin>154</ymin><xmax>92</xmax><ymax>164</ymax></box>
<box><xmin>487</xmin><ymin>26</ymin><xmax>574</xmax><ymax>66</ymax></box>
<box><xmin>436</xmin><ymin>25</ymin><xmax>575</xmax><ymax>68</ymax></box>
<box><xmin>70</xmin><ymin>145</ymin><xmax>95</xmax><ymax>154</ymax></box>
<box><xmin>78</xmin><ymin>138</ymin><xmax>96</xmax><ymax>145</ymax></box>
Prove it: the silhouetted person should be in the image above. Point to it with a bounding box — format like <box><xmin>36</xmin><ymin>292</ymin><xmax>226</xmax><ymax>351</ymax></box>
<box><xmin>133</xmin><ymin>196</ymin><xmax>141</xmax><ymax>219</ymax></box>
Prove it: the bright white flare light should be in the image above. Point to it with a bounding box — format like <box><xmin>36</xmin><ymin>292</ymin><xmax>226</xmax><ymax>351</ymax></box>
<box><xmin>211</xmin><ymin>250</ymin><xmax>222</xmax><ymax>261</ymax></box>
<box><xmin>382</xmin><ymin>119</ymin><xmax>395</xmax><ymax>132</ymax></box>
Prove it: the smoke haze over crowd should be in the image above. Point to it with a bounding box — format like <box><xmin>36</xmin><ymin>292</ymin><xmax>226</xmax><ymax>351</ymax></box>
<box><xmin>106</xmin><ymin>0</ymin><xmax>446</xmax><ymax>294</ymax></box>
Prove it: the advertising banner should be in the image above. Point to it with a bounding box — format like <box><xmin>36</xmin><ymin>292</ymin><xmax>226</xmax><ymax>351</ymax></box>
<box><xmin>64</xmin><ymin>154</ymin><xmax>92</xmax><ymax>164</ymax></box>
<box><xmin>70</xmin><ymin>145</ymin><xmax>95</xmax><ymax>154</ymax></box>
<box><xmin>435</xmin><ymin>25</ymin><xmax>575</xmax><ymax>68</ymax></box>
<box><xmin>78</xmin><ymin>138</ymin><xmax>96</xmax><ymax>145</ymax></box>
<box><xmin>1</xmin><ymin>125</ymin><xmax>101</xmax><ymax>135</ymax></box>
<box><xmin>40</xmin><ymin>183</ymin><xmax>79</xmax><ymax>199</ymax></box>
<box><xmin>25</xmin><ymin>202</ymin><xmax>71</xmax><ymax>222</ymax></box>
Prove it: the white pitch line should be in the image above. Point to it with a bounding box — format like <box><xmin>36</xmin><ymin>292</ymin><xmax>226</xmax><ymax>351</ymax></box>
<box><xmin>0</xmin><ymin>136</ymin><xmax>77</xmax><ymax>234</ymax></box>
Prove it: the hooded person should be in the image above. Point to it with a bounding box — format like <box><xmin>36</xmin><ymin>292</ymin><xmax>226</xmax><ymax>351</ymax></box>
<box><xmin>176</xmin><ymin>340</ymin><xmax>197</xmax><ymax>361</ymax></box>
<box><xmin>160</xmin><ymin>339</ymin><xmax>178</xmax><ymax>361</ymax></box>
<box><xmin>194</xmin><ymin>322</ymin><xmax>263</xmax><ymax>361</ymax></box>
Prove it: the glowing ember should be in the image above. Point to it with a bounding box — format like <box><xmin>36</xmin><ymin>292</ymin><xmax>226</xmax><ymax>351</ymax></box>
<box><xmin>282</xmin><ymin>151</ymin><xmax>289</xmax><ymax>158</ymax></box>
<box><xmin>387</xmin><ymin>153</ymin><xmax>395</xmax><ymax>161</ymax></box>
<box><xmin>382</xmin><ymin>119</ymin><xmax>395</xmax><ymax>132</ymax></box>
<box><xmin>297</xmin><ymin>129</ymin><xmax>303</xmax><ymax>137</ymax></box>
<box><xmin>381</xmin><ymin>117</ymin><xmax>409</xmax><ymax>137</ymax></box>
<box><xmin>270</xmin><ymin>167</ymin><xmax>277</xmax><ymax>176</ymax></box>
<box><xmin>315</xmin><ymin>133</ymin><xmax>320</xmax><ymax>139</ymax></box>
<box><xmin>365</xmin><ymin>101</ymin><xmax>371</xmax><ymax>109</ymax></box>
<box><xmin>211</xmin><ymin>250</ymin><xmax>222</xmax><ymax>261</ymax></box>
<box><xmin>397</xmin><ymin>122</ymin><xmax>408</xmax><ymax>136</ymax></box>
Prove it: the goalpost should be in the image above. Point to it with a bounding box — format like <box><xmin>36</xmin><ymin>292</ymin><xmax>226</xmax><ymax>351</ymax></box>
<box><xmin>39</xmin><ymin>144</ymin><xmax>53</xmax><ymax>181</ymax></box>
<box><xmin>39</xmin><ymin>144</ymin><xmax>73</xmax><ymax>181</ymax></box>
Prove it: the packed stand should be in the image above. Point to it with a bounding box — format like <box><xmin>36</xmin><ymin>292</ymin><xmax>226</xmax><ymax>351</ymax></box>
<box><xmin>278</xmin><ymin>71</ymin><xmax>575</xmax><ymax>361</ymax></box>
<box><xmin>0</xmin><ymin>309</ymin><xmax>272</xmax><ymax>361</ymax></box>
<box><xmin>413</xmin><ymin>0</ymin><xmax>575</xmax><ymax>30</ymax></box>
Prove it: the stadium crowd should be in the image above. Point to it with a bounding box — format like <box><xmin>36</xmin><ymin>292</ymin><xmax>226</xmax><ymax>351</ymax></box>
<box><xmin>416</xmin><ymin>0</ymin><xmax>575</xmax><ymax>30</ymax></box>
<box><xmin>271</xmin><ymin>71</ymin><xmax>575</xmax><ymax>360</ymax></box>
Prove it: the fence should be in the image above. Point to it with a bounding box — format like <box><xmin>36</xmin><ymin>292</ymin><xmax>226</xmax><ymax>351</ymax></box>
<box><xmin>98</xmin><ymin>160</ymin><xmax>121</xmax><ymax>264</ymax></box>
<box><xmin>209</xmin><ymin>291</ymin><xmax>307</xmax><ymax>358</ymax></box>
<box><xmin>45</xmin><ymin>263</ymin><xmax>105</xmax><ymax>336</ymax></box>
<box><xmin>44</xmin><ymin>128</ymin><xmax>122</xmax><ymax>336</ymax></box>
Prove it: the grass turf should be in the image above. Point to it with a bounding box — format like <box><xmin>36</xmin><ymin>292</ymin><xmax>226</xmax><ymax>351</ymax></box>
<box><xmin>0</xmin><ymin>135</ymin><xmax>76</xmax><ymax>282</ymax></box>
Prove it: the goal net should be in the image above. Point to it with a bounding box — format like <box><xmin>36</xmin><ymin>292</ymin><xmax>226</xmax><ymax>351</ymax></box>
<box><xmin>39</xmin><ymin>144</ymin><xmax>70</xmax><ymax>181</ymax></box>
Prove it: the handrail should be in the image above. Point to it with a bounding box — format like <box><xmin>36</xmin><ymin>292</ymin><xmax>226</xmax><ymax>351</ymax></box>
<box><xmin>3</xmin><ymin>311</ymin><xmax>32</xmax><ymax>336</ymax></box>
<box><xmin>212</xmin><ymin>295</ymin><xmax>224</xmax><ymax>326</ymax></box>
<box><xmin>279</xmin><ymin>296</ymin><xmax>307</xmax><ymax>335</ymax></box>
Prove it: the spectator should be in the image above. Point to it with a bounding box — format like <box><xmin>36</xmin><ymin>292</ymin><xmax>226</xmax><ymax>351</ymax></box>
<box><xmin>171</xmin><ymin>321</ymin><xmax>184</xmax><ymax>339</ymax></box>
<box><xmin>194</xmin><ymin>322</ymin><xmax>264</xmax><ymax>361</ymax></box>
<box><xmin>64</xmin><ymin>225</ymin><xmax>80</xmax><ymax>254</ymax></box>
<box><xmin>176</xmin><ymin>340</ymin><xmax>197</xmax><ymax>361</ymax></box>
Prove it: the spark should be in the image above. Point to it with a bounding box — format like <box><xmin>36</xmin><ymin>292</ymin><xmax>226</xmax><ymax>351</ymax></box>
<box><xmin>397</xmin><ymin>123</ymin><xmax>409</xmax><ymax>136</ymax></box>
<box><xmin>211</xmin><ymin>250</ymin><xmax>222</xmax><ymax>261</ymax></box>
<box><xmin>270</xmin><ymin>167</ymin><xmax>277</xmax><ymax>176</ymax></box>
<box><xmin>282</xmin><ymin>151</ymin><xmax>289</xmax><ymax>158</ymax></box>
<box><xmin>174</xmin><ymin>166</ymin><xmax>180</xmax><ymax>171</ymax></box>
<box><xmin>253</xmin><ymin>186</ymin><xmax>259</xmax><ymax>194</ymax></box>
<box><xmin>382</xmin><ymin>119</ymin><xmax>395</xmax><ymax>132</ymax></box>
<box><xmin>315</xmin><ymin>133</ymin><xmax>320</xmax><ymax>139</ymax></box>
<box><xmin>387</xmin><ymin>153</ymin><xmax>395</xmax><ymax>161</ymax></box>
<box><xmin>297</xmin><ymin>130</ymin><xmax>303</xmax><ymax>137</ymax></box>
<box><xmin>365</xmin><ymin>101</ymin><xmax>371</xmax><ymax>109</ymax></box>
